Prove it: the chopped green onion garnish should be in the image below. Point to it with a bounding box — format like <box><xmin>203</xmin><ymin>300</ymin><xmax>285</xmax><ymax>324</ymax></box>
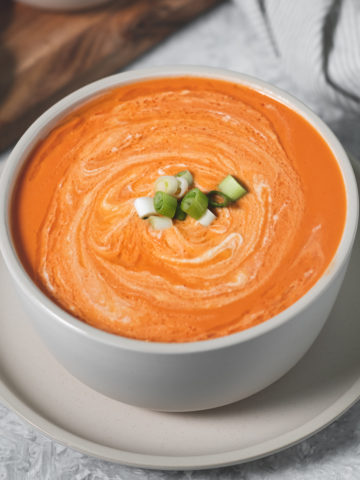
<box><xmin>174</xmin><ymin>203</ymin><xmax>187</xmax><ymax>221</ymax></box>
<box><xmin>218</xmin><ymin>175</ymin><xmax>247</xmax><ymax>201</ymax></box>
<box><xmin>155</xmin><ymin>176</ymin><xmax>178</xmax><ymax>195</ymax></box>
<box><xmin>148</xmin><ymin>216</ymin><xmax>172</xmax><ymax>231</ymax></box>
<box><xmin>176</xmin><ymin>170</ymin><xmax>193</xmax><ymax>186</ymax></box>
<box><xmin>136</xmin><ymin>170</ymin><xmax>247</xmax><ymax>229</ymax></box>
<box><xmin>180</xmin><ymin>188</ymin><xmax>208</xmax><ymax>220</ymax></box>
<box><xmin>207</xmin><ymin>190</ymin><xmax>232</xmax><ymax>208</ymax></box>
<box><xmin>154</xmin><ymin>191</ymin><xmax>177</xmax><ymax>218</ymax></box>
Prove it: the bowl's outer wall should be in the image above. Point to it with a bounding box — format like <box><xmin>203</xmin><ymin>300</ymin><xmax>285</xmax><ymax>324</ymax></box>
<box><xmin>16</xmin><ymin>257</ymin><xmax>349</xmax><ymax>412</ymax></box>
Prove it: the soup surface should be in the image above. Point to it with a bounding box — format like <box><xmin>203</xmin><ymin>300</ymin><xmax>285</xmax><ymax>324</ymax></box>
<box><xmin>12</xmin><ymin>77</ymin><xmax>346</xmax><ymax>342</ymax></box>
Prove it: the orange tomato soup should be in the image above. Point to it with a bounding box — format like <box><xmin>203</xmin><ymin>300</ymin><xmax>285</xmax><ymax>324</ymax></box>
<box><xmin>12</xmin><ymin>77</ymin><xmax>346</xmax><ymax>342</ymax></box>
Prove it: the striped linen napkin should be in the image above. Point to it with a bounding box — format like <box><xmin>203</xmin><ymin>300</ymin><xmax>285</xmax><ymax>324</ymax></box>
<box><xmin>236</xmin><ymin>0</ymin><xmax>360</xmax><ymax>117</ymax></box>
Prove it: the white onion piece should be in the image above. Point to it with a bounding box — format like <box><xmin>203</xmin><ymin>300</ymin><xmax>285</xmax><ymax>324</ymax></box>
<box><xmin>148</xmin><ymin>216</ymin><xmax>172</xmax><ymax>230</ymax></box>
<box><xmin>198</xmin><ymin>209</ymin><xmax>216</xmax><ymax>226</ymax></box>
<box><xmin>134</xmin><ymin>197</ymin><xmax>156</xmax><ymax>218</ymax></box>
<box><xmin>174</xmin><ymin>177</ymin><xmax>189</xmax><ymax>198</ymax></box>
<box><xmin>155</xmin><ymin>176</ymin><xmax>178</xmax><ymax>195</ymax></box>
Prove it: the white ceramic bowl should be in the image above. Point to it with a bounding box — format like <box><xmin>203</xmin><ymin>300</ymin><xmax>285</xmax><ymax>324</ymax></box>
<box><xmin>0</xmin><ymin>67</ymin><xmax>358</xmax><ymax>412</ymax></box>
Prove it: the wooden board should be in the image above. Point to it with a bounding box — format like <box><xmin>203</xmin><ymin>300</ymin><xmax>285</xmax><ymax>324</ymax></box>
<box><xmin>0</xmin><ymin>0</ymin><xmax>224</xmax><ymax>151</ymax></box>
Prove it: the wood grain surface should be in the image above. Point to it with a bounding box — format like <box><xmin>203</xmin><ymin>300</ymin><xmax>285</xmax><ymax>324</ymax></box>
<box><xmin>0</xmin><ymin>0</ymin><xmax>224</xmax><ymax>151</ymax></box>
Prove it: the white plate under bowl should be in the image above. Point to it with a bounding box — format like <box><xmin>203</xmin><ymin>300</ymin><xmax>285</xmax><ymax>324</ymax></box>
<box><xmin>0</xmin><ymin>164</ymin><xmax>359</xmax><ymax>471</ymax></box>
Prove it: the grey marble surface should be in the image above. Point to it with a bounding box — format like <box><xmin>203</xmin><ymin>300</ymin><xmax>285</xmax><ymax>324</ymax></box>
<box><xmin>1</xmin><ymin>1</ymin><xmax>360</xmax><ymax>478</ymax></box>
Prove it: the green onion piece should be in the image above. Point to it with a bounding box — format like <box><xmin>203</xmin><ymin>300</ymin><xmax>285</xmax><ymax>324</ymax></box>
<box><xmin>176</xmin><ymin>170</ymin><xmax>193</xmax><ymax>186</ymax></box>
<box><xmin>148</xmin><ymin>216</ymin><xmax>172</xmax><ymax>231</ymax></box>
<box><xmin>207</xmin><ymin>190</ymin><xmax>232</xmax><ymax>208</ymax></box>
<box><xmin>154</xmin><ymin>191</ymin><xmax>177</xmax><ymax>218</ymax></box>
<box><xmin>174</xmin><ymin>203</ymin><xmax>187</xmax><ymax>221</ymax></box>
<box><xmin>155</xmin><ymin>176</ymin><xmax>178</xmax><ymax>195</ymax></box>
<box><xmin>174</xmin><ymin>177</ymin><xmax>189</xmax><ymax>199</ymax></box>
<box><xmin>218</xmin><ymin>175</ymin><xmax>247</xmax><ymax>201</ymax></box>
<box><xmin>198</xmin><ymin>209</ymin><xmax>216</xmax><ymax>227</ymax></box>
<box><xmin>180</xmin><ymin>188</ymin><xmax>208</xmax><ymax>220</ymax></box>
<box><xmin>134</xmin><ymin>197</ymin><xmax>157</xmax><ymax>218</ymax></box>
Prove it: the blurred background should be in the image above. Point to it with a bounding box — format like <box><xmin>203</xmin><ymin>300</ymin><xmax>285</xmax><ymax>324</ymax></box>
<box><xmin>0</xmin><ymin>0</ymin><xmax>359</xmax><ymax>478</ymax></box>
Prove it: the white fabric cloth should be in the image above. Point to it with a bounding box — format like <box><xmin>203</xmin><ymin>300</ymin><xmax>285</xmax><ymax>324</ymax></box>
<box><xmin>236</xmin><ymin>0</ymin><xmax>360</xmax><ymax>119</ymax></box>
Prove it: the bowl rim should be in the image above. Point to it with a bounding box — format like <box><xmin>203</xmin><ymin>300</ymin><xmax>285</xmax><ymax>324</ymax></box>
<box><xmin>0</xmin><ymin>65</ymin><xmax>358</xmax><ymax>354</ymax></box>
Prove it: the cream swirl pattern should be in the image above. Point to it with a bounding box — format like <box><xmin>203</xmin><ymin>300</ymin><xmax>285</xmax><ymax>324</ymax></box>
<box><xmin>13</xmin><ymin>77</ymin><xmax>346</xmax><ymax>342</ymax></box>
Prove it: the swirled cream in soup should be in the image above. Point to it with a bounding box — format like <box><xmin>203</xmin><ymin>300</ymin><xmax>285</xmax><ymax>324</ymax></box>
<box><xmin>12</xmin><ymin>77</ymin><xmax>346</xmax><ymax>342</ymax></box>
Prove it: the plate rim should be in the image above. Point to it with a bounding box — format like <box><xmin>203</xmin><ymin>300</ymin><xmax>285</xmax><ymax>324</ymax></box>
<box><xmin>0</xmin><ymin>372</ymin><xmax>360</xmax><ymax>470</ymax></box>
